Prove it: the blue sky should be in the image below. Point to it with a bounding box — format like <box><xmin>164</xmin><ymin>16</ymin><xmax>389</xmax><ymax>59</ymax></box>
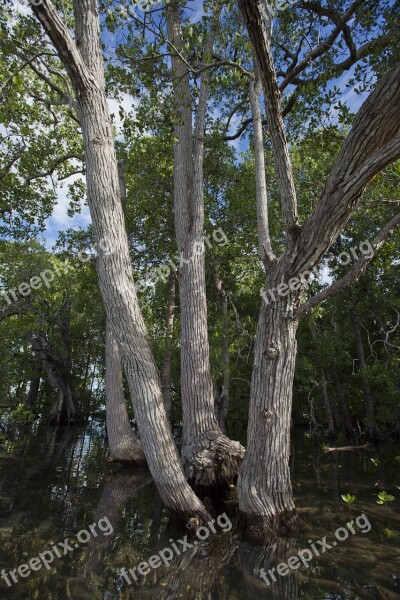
<box><xmin>9</xmin><ymin>0</ymin><xmax>374</xmax><ymax>247</ymax></box>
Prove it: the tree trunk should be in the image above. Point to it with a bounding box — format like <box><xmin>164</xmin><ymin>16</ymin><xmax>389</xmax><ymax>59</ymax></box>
<box><xmin>161</xmin><ymin>269</ymin><xmax>176</xmax><ymax>416</ymax></box>
<box><xmin>28</xmin><ymin>332</ymin><xmax>76</xmax><ymax>425</ymax></box>
<box><xmin>57</xmin><ymin>300</ymin><xmax>77</xmax><ymax>421</ymax></box>
<box><xmin>331</xmin><ymin>361</ymin><xmax>353</xmax><ymax>437</ymax></box>
<box><xmin>26</xmin><ymin>366</ymin><xmax>41</xmax><ymax>410</ymax></box>
<box><xmin>105</xmin><ymin>319</ymin><xmax>146</xmax><ymax>464</ymax></box>
<box><xmin>351</xmin><ymin>307</ymin><xmax>384</xmax><ymax>440</ymax></box>
<box><xmin>166</xmin><ymin>1</ymin><xmax>244</xmax><ymax>487</ymax></box>
<box><xmin>214</xmin><ymin>268</ymin><xmax>230</xmax><ymax>434</ymax></box>
<box><xmin>105</xmin><ymin>144</ymin><xmax>145</xmax><ymax>464</ymax></box>
<box><xmin>319</xmin><ymin>367</ymin><xmax>336</xmax><ymax>438</ymax></box>
<box><xmin>31</xmin><ymin>0</ymin><xmax>210</xmax><ymax>524</ymax></box>
<box><xmin>309</xmin><ymin>320</ymin><xmax>335</xmax><ymax>438</ymax></box>
<box><xmin>238</xmin><ymin>277</ymin><xmax>299</xmax><ymax>540</ymax></box>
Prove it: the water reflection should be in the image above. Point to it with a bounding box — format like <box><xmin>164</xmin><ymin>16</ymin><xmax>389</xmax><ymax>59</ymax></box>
<box><xmin>0</xmin><ymin>423</ymin><xmax>399</xmax><ymax>599</ymax></box>
<box><xmin>239</xmin><ymin>540</ymin><xmax>299</xmax><ymax>599</ymax></box>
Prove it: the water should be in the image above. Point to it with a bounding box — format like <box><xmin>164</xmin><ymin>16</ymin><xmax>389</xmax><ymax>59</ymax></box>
<box><xmin>0</xmin><ymin>421</ymin><xmax>399</xmax><ymax>599</ymax></box>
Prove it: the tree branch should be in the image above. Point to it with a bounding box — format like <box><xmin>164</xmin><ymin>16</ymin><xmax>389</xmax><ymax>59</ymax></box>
<box><xmin>0</xmin><ymin>142</ymin><xmax>26</xmax><ymax>181</ymax></box>
<box><xmin>295</xmin><ymin>211</ymin><xmax>400</xmax><ymax>319</ymax></box>
<box><xmin>25</xmin><ymin>152</ymin><xmax>84</xmax><ymax>183</ymax></box>
<box><xmin>29</xmin><ymin>0</ymin><xmax>96</xmax><ymax>96</ymax></box>
<box><xmin>280</xmin><ymin>31</ymin><xmax>400</xmax><ymax>94</ymax></box>
<box><xmin>291</xmin><ymin>62</ymin><xmax>400</xmax><ymax>275</ymax></box>
<box><xmin>248</xmin><ymin>66</ymin><xmax>275</xmax><ymax>265</ymax></box>
<box><xmin>223</xmin><ymin>117</ymin><xmax>253</xmax><ymax>141</ymax></box>
<box><xmin>238</xmin><ymin>0</ymin><xmax>299</xmax><ymax>242</ymax></box>
<box><xmin>280</xmin><ymin>0</ymin><xmax>364</xmax><ymax>91</ymax></box>
<box><xmin>222</xmin><ymin>91</ymin><xmax>297</xmax><ymax>141</ymax></box>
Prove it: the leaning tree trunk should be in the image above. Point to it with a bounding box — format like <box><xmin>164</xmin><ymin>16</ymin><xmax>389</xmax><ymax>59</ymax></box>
<box><xmin>166</xmin><ymin>1</ymin><xmax>244</xmax><ymax>488</ymax></box>
<box><xmin>105</xmin><ymin>320</ymin><xmax>146</xmax><ymax>464</ymax></box>
<box><xmin>351</xmin><ymin>306</ymin><xmax>384</xmax><ymax>440</ymax></box>
<box><xmin>31</xmin><ymin>0</ymin><xmax>210</xmax><ymax>524</ymax></box>
<box><xmin>104</xmin><ymin>152</ymin><xmax>145</xmax><ymax>464</ymax></box>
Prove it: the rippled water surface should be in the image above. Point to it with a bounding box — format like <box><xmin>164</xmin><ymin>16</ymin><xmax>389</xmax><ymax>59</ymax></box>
<box><xmin>0</xmin><ymin>421</ymin><xmax>399</xmax><ymax>599</ymax></box>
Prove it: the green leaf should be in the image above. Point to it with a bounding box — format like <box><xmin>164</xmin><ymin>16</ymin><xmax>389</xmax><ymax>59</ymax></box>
<box><xmin>341</xmin><ymin>493</ymin><xmax>356</xmax><ymax>504</ymax></box>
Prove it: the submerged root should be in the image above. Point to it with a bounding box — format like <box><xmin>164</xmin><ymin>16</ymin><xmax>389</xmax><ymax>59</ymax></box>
<box><xmin>243</xmin><ymin>508</ymin><xmax>299</xmax><ymax>543</ymax></box>
<box><xmin>182</xmin><ymin>430</ymin><xmax>245</xmax><ymax>490</ymax></box>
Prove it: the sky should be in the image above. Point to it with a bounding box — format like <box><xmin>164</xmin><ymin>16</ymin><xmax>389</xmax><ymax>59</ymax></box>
<box><xmin>40</xmin><ymin>93</ymin><xmax>138</xmax><ymax>247</ymax></box>
<box><xmin>7</xmin><ymin>0</ymin><xmax>373</xmax><ymax>248</ymax></box>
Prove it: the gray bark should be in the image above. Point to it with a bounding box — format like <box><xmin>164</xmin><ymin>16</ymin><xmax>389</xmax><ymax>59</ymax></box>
<box><xmin>239</xmin><ymin>0</ymin><xmax>400</xmax><ymax>540</ymax></box>
<box><xmin>166</xmin><ymin>1</ymin><xmax>244</xmax><ymax>486</ymax></box>
<box><xmin>161</xmin><ymin>269</ymin><xmax>176</xmax><ymax>416</ymax></box>
<box><xmin>214</xmin><ymin>268</ymin><xmax>230</xmax><ymax>434</ymax></box>
<box><xmin>238</xmin><ymin>274</ymin><xmax>299</xmax><ymax>540</ymax></box>
<box><xmin>105</xmin><ymin>320</ymin><xmax>146</xmax><ymax>464</ymax></box>
<box><xmin>248</xmin><ymin>69</ymin><xmax>275</xmax><ymax>265</ymax></box>
<box><xmin>31</xmin><ymin>0</ymin><xmax>210</xmax><ymax>523</ymax></box>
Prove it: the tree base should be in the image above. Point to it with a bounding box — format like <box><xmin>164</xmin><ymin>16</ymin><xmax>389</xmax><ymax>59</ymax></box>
<box><xmin>242</xmin><ymin>508</ymin><xmax>299</xmax><ymax>543</ymax></box>
<box><xmin>182</xmin><ymin>430</ymin><xmax>245</xmax><ymax>490</ymax></box>
<box><xmin>109</xmin><ymin>444</ymin><xmax>146</xmax><ymax>466</ymax></box>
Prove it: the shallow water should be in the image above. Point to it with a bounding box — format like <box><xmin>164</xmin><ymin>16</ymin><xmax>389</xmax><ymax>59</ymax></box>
<box><xmin>0</xmin><ymin>421</ymin><xmax>399</xmax><ymax>599</ymax></box>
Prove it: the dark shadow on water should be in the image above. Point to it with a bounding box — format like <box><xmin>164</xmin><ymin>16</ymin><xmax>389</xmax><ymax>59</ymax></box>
<box><xmin>1</xmin><ymin>423</ymin><xmax>400</xmax><ymax>599</ymax></box>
